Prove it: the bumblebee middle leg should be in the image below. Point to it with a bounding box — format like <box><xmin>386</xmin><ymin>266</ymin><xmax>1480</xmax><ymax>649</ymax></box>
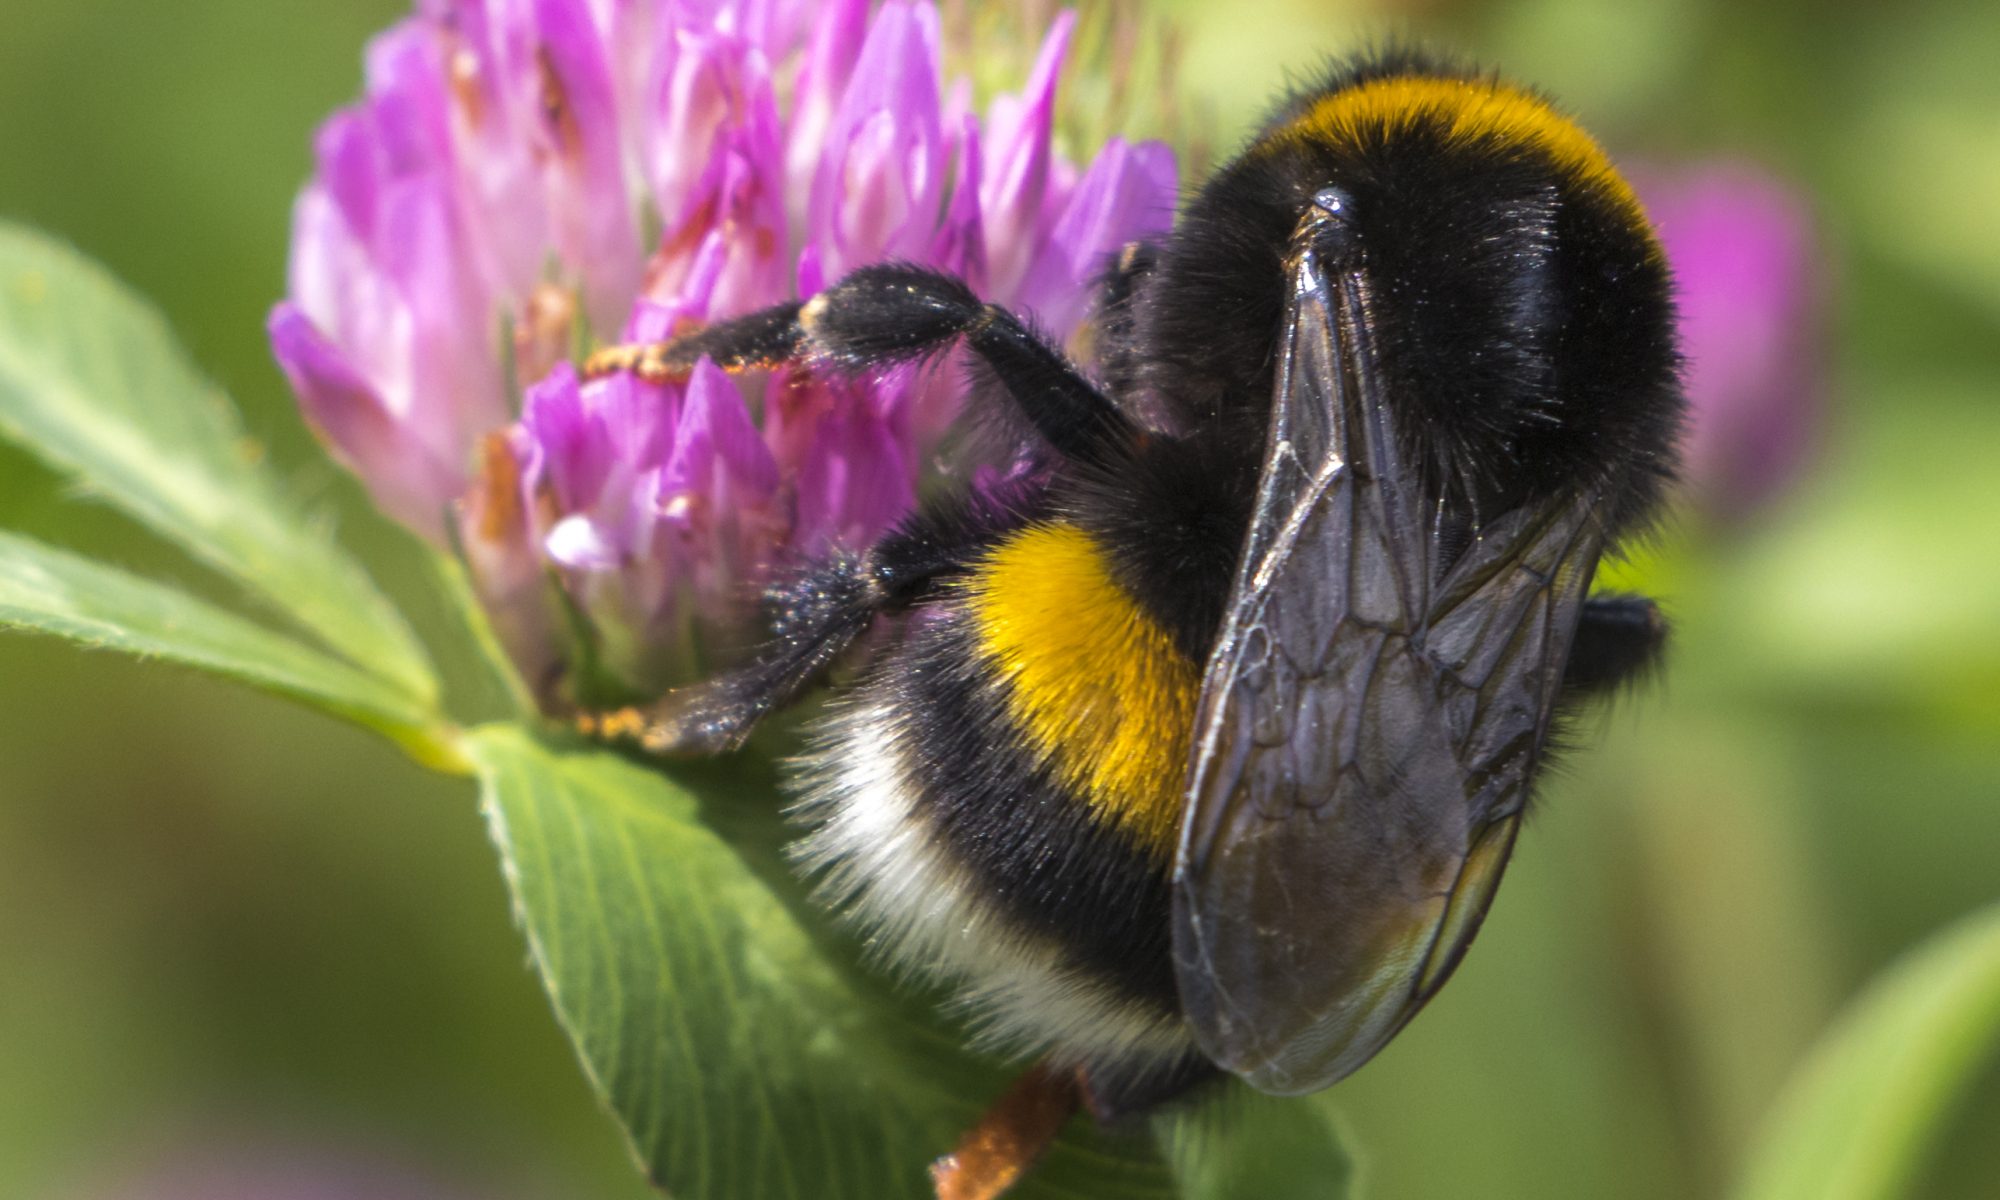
<box><xmin>586</xmin><ymin>264</ymin><xmax>1137</xmax><ymax>467</ymax></box>
<box><xmin>581</xmin><ymin>508</ymin><xmax>986</xmax><ymax>755</ymax></box>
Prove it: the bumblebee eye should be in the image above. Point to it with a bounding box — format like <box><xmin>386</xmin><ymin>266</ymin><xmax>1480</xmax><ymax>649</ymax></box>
<box><xmin>1312</xmin><ymin>186</ymin><xmax>1352</xmax><ymax>217</ymax></box>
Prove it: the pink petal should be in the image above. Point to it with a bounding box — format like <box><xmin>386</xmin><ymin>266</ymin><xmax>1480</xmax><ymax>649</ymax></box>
<box><xmin>311</xmin><ymin>111</ymin><xmax>383</xmax><ymax>247</ymax></box>
<box><xmin>518</xmin><ymin>362</ymin><xmax>612</xmax><ymax>511</ymax></box>
<box><xmin>978</xmin><ymin>10</ymin><xmax>1074</xmax><ymax>299</ymax></box>
<box><xmin>1017</xmin><ymin>136</ymin><xmax>1177</xmax><ymax>333</ymax></box>
<box><xmin>377</xmin><ymin>175</ymin><xmax>509</xmax><ymax>457</ymax></box>
<box><xmin>669</xmin><ymin>358</ymin><xmax>779</xmax><ymax>497</ymax></box>
<box><xmin>433</xmin><ymin>0</ymin><xmax>550</xmax><ymax>299</ymax></box>
<box><xmin>783</xmin><ymin>0</ymin><xmax>868</xmax><ymax>238</ymax></box>
<box><xmin>269</xmin><ymin>304</ymin><xmax>459</xmax><ymax>539</ymax></box>
<box><xmin>523</xmin><ymin>0</ymin><xmax>642</xmax><ymax>331</ymax></box>
<box><xmin>807</xmin><ymin>0</ymin><xmax>944</xmax><ymax>274</ymax></box>
<box><xmin>362</xmin><ymin>22</ymin><xmax>456</xmax><ymax>176</ymax></box>
<box><xmin>929</xmin><ymin>115</ymin><xmax>987</xmax><ymax>292</ymax></box>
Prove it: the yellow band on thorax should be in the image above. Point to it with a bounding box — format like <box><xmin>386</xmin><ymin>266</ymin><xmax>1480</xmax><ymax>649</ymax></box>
<box><xmin>962</xmin><ymin>523</ymin><xmax>1201</xmax><ymax>858</ymax></box>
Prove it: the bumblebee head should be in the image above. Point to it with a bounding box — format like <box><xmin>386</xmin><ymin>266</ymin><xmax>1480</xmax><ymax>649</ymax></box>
<box><xmin>1150</xmin><ymin>53</ymin><xmax>1682</xmax><ymax>533</ymax></box>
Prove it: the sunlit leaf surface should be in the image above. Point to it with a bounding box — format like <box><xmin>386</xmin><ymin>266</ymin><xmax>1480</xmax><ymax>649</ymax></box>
<box><xmin>0</xmin><ymin>222</ymin><xmax>436</xmax><ymax>704</ymax></box>
<box><xmin>0</xmin><ymin>529</ymin><xmax>452</xmax><ymax>758</ymax></box>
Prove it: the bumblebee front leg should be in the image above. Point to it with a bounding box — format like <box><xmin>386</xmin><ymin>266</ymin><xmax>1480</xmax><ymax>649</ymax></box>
<box><xmin>583</xmin><ymin>301</ymin><xmax>805</xmax><ymax>380</ymax></box>
<box><xmin>581</xmin><ymin>265</ymin><xmax>1133</xmax><ymax>756</ymax></box>
<box><xmin>586</xmin><ymin>264</ymin><xmax>1138</xmax><ymax>467</ymax></box>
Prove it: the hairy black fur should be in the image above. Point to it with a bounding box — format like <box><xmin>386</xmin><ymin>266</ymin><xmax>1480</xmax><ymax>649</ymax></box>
<box><xmin>1059</xmin><ymin>433</ymin><xmax>1253</xmax><ymax>662</ymax></box>
<box><xmin>598</xmin><ymin>46</ymin><xmax>1686</xmax><ymax>1123</ymax></box>
<box><xmin>887</xmin><ymin>610</ymin><xmax>1183</xmax><ymax>1012</ymax></box>
<box><xmin>1133</xmin><ymin>53</ymin><xmax>1681</xmax><ymax>532</ymax></box>
<box><xmin>803</xmin><ymin>264</ymin><xmax>1137</xmax><ymax>464</ymax></box>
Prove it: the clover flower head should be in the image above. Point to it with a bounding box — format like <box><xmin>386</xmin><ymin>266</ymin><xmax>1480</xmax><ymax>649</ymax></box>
<box><xmin>270</xmin><ymin>0</ymin><xmax>1177</xmax><ymax>688</ymax></box>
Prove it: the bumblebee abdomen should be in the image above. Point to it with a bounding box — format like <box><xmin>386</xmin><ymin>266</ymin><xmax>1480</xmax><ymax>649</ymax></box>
<box><xmin>790</xmin><ymin>520</ymin><xmax>1202</xmax><ymax>1073</ymax></box>
<box><xmin>961</xmin><ymin>522</ymin><xmax>1200</xmax><ymax>858</ymax></box>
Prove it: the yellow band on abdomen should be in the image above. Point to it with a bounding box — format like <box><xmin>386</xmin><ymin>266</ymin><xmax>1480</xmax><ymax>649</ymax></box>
<box><xmin>962</xmin><ymin>523</ymin><xmax>1201</xmax><ymax>858</ymax></box>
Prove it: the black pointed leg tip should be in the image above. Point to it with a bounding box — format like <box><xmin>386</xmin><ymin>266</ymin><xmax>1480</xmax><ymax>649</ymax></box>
<box><xmin>581</xmin><ymin>300</ymin><xmax>807</xmax><ymax>382</ymax></box>
<box><xmin>1564</xmin><ymin>593</ymin><xmax>1669</xmax><ymax>697</ymax></box>
<box><xmin>1077</xmin><ymin>1055</ymin><xmax>1223</xmax><ymax>1124</ymax></box>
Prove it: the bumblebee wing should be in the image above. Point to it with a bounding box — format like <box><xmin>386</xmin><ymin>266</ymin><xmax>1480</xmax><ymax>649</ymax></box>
<box><xmin>1171</xmin><ymin>245</ymin><xmax>1606</xmax><ymax>1095</ymax></box>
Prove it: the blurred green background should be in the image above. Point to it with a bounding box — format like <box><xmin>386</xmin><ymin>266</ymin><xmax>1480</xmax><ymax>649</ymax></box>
<box><xmin>2</xmin><ymin>0</ymin><xmax>1997</xmax><ymax>1197</ymax></box>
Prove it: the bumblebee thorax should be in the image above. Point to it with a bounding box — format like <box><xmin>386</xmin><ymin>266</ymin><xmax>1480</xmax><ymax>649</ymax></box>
<box><xmin>1135</xmin><ymin>55</ymin><xmax>1682</xmax><ymax>531</ymax></box>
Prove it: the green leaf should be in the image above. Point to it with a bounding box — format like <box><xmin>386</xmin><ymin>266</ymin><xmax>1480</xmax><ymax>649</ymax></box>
<box><xmin>1168</xmin><ymin>1095</ymin><xmax>1360</xmax><ymax>1199</ymax></box>
<box><xmin>0</xmin><ymin>530</ymin><xmax>460</xmax><ymax>765</ymax></box>
<box><xmin>1735</xmin><ymin>901</ymin><xmax>2000</xmax><ymax>1200</ymax></box>
<box><xmin>0</xmin><ymin>222</ymin><xmax>435</xmax><ymax>704</ymax></box>
<box><xmin>471</xmin><ymin>725</ymin><xmax>1342</xmax><ymax>1200</ymax></box>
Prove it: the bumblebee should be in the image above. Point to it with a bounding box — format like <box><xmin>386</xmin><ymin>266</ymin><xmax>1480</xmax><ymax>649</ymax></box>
<box><xmin>586</xmin><ymin>48</ymin><xmax>1679</xmax><ymax>1191</ymax></box>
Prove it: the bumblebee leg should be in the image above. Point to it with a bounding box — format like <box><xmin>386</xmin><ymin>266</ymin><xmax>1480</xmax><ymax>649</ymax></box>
<box><xmin>811</xmin><ymin>264</ymin><xmax>1139</xmax><ymax>462</ymax></box>
<box><xmin>929</xmin><ymin>1064</ymin><xmax>1080</xmax><ymax>1200</ymax></box>
<box><xmin>581</xmin><ymin>301</ymin><xmax>804</xmax><ymax>381</ymax></box>
<box><xmin>1563</xmin><ymin>594</ymin><xmax>1668</xmax><ymax>697</ymax></box>
<box><xmin>586</xmin><ymin>264</ymin><xmax>1137</xmax><ymax>466</ymax></box>
<box><xmin>1077</xmin><ymin>1054</ymin><xmax>1221</xmax><ymax>1124</ymax></box>
<box><xmin>582</xmin><ymin>553</ymin><xmax>875</xmax><ymax>754</ymax></box>
<box><xmin>581</xmin><ymin>518</ymin><xmax>972</xmax><ymax>755</ymax></box>
<box><xmin>1092</xmin><ymin>240</ymin><xmax>1160</xmax><ymax>402</ymax></box>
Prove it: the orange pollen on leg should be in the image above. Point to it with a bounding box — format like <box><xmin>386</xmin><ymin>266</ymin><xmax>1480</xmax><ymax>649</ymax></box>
<box><xmin>579</xmin><ymin>342</ymin><xmax>694</xmax><ymax>384</ymax></box>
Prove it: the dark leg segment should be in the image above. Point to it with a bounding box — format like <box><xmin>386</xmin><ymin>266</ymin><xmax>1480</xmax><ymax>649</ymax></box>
<box><xmin>583</xmin><ymin>552</ymin><xmax>876</xmax><ymax>755</ymax></box>
<box><xmin>1091</xmin><ymin>240</ymin><xmax>1160</xmax><ymax>405</ymax></box>
<box><xmin>1078</xmin><ymin>1053</ymin><xmax>1221</xmax><ymax>1124</ymax></box>
<box><xmin>805</xmin><ymin>266</ymin><xmax>1136</xmax><ymax>463</ymax></box>
<box><xmin>582</xmin><ymin>513</ymin><xmax>983</xmax><ymax>755</ymax></box>
<box><xmin>585</xmin><ymin>265</ymin><xmax>1136</xmax><ymax>467</ymax></box>
<box><xmin>1563</xmin><ymin>593</ymin><xmax>1668</xmax><ymax>697</ymax></box>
